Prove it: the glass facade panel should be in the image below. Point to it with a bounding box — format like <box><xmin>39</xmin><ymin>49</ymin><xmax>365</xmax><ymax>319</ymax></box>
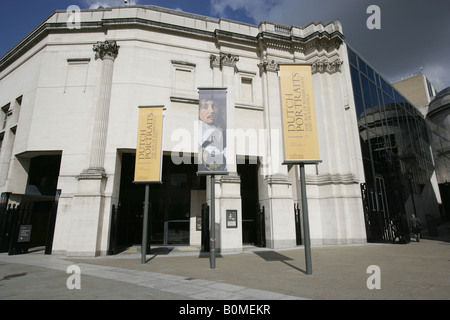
<box><xmin>361</xmin><ymin>75</ymin><xmax>371</xmax><ymax>106</ymax></box>
<box><xmin>355</xmin><ymin>95</ymin><xmax>365</xmax><ymax>120</ymax></box>
<box><xmin>367</xmin><ymin>66</ymin><xmax>375</xmax><ymax>82</ymax></box>
<box><xmin>350</xmin><ymin>66</ymin><xmax>361</xmax><ymax>96</ymax></box>
<box><xmin>348</xmin><ymin>49</ymin><xmax>357</xmax><ymax>67</ymax></box>
<box><xmin>369</xmin><ymin>82</ymin><xmax>379</xmax><ymax>107</ymax></box>
<box><xmin>348</xmin><ymin>46</ymin><xmax>434</xmax><ymax>243</ymax></box>
<box><xmin>358</xmin><ymin>57</ymin><xmax>368</xmax><ymax>75</ymax></box>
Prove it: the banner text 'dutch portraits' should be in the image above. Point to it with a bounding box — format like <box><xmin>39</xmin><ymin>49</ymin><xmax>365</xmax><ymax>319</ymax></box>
<box><xmin>279</xmin><ymin>64</ymin><xmax>320</xmax><ymax>163</ymax></box>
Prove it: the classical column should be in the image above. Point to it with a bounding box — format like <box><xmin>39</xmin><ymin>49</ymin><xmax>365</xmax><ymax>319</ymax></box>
<box><xmin>81</xmin><ymin>40</ymin><xmax>119</xmax><ymax>178</ymax></box>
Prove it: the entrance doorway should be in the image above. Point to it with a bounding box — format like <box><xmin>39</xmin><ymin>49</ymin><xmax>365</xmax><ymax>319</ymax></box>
<box><xmin>117</xmin><ymin>153</ymin><xmax>205</xmax><ymax>248</ymax></box>
<box><xmin>0</xmin><ymin>154</ymin><xmax>61</xmax><ymax>254</ymax></box>
<box><xmin>237</xmin><ymin>162</ymin><xmax>259</xmax><ymax>245</ymax></box>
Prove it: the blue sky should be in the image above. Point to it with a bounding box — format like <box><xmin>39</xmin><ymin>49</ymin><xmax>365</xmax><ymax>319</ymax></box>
<box><xmin>1</xmin><ymin>0</ymin><xmax>449</xmax><ymax>91</ymax></box>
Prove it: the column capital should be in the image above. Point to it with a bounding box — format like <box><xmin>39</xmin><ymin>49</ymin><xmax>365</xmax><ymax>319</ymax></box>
<box><xmin>210</xmin><ymin>53</ymin><xmax>239</xmax><ymax>70</ymax></box>
<box><xmin>93</xmin><ymin>40</ymin><xmax>119</xmax><ymax>61</ymax></box>
<box><xmin>310</xmin><ymin>58</ymin><xmax>343</xmax><ymax>74</ymax></box>
<box><xmin>221</xmin><ymin>53</ymin><xmax>239</xmax><ymax>68</ymax></box>
<box><xmin>210</xmin><ymin>54</ymin><xmax>221</xmax><ymax>69</ymax></box>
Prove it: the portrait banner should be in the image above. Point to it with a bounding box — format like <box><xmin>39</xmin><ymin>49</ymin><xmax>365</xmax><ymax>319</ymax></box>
<box><xmin>279</xmin><ymin>64</ymin><xmax>321</xmax><ymax>163</ymax></box>
<box><xmin>197</xmin><ymin>88</ymin><xmax>228</xmax><ymax>175</ymax></box>
<box><xmin>134</xmin><ymin>106</ymin><xmax>164</xmax><ymax>183</ymax></box>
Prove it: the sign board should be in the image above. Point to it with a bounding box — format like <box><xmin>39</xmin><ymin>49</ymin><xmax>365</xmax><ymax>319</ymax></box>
<box><xmin>226</xmin><ymin>210</ymin><xmax>237</xmax><ymax>228</ymax></box>
<box><xmin>279</xmin><ymin>64</ymin><xmax>320</xmax><ymax>163</ymax></box>
<box><xmin>134</xmin><ymin>106</ymin><xmax>164</xmax><ymax>183</ymax></box>
<box><xmin>197</xmin><ymin>88</ymin><xmax>228</xmax><ymax>175</ymax></box>
<box><xmin>18</xmin><ymin>225</ymin><xmax>32</xmax><ymax>243</ymax></box>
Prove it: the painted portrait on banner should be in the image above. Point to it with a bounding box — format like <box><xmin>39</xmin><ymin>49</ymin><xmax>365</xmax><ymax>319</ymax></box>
<box><xmin>197</xmin><ymin>88</ymin><xmax>227</xmax><ymax>174</ymax></box>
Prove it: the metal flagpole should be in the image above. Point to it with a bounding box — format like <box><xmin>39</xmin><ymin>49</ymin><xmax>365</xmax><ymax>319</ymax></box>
<box><xmin>300</xmin><ymin>163</ymin><xmax>312</xmax><ymax>275</ymax></box>
<box><xmin>141</xmin><ymin>184</ymin><xmax>150</xmax><ymax>264</ymax></box>
<box><xmin>210</xmin><ymin>175</ymin><xmax>216</xmax><ymax>269</ymax></box>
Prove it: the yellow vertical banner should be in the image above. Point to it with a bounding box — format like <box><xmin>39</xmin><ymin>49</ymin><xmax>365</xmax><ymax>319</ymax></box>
<box><xmin>279</xmin><ymin>64</ymin><xmax>320</xmax><ymax>163</ymax></box>
<box><xmin>134</xmin><ymin>106</ymin><xmax>164</xmax><ymax>183</ymax></box>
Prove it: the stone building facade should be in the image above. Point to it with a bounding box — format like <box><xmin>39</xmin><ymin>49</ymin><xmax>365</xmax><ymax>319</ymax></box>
<box><xmin>0</xmin><ymin>5</ymin><xmax>392</xmax><ymax>256</ymax></box>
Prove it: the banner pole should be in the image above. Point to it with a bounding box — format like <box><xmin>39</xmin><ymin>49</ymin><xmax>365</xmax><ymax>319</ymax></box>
<box><xmin>141</xmin><ymin>183</ymin><xmax>150</xmax><ymax>264</ymax></box>
<box><xmin>210</xmin><ymin>175</ymin><xmax>216</xmax><ymax>269</ymax></box>
<box><xmin>300</xmin><ymin>163</ymin><xmax>312</xmax><ymax>275</ymax></box>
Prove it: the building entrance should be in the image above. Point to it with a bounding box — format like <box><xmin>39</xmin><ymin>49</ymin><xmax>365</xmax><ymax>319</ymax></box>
<box><xmin>237</xmin><ymin>163</ymin><xmax>260</xmax><ymax>245</ymax></box>
<box><xmin>117</xmin><ymin>154</ymin><xmax>205</xmax><ymax>248</ymax></box>
<box><xmin>0</xmin><ymin>154</ymin><xmax>61</xmax><ymax>255</ymax></box>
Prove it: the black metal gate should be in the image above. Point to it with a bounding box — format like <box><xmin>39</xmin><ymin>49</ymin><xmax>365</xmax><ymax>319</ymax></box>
<box><xmin>201</xmin><ymin>203</ymin><xmax>210</xmax><ymax>252</ymax></box>
<box><xmin>294</xmin><ymin>203</ymin><xmax>302</xmax><ymax>245</ymax></box>
<box><xmin>255</xmin><ymin>203</ymin><xmax>265</xmax><ymax>247</ymax></box>
<box><xmin>0</xmin><ymin>194</ymin><xmax>61</xmax><ymax>255</ymax></box>
<box><xmin>0</xmin><ymin>203</ymin><xmax>33</xmax><ymax>255</ymax></box>
<box><xmin>360</xmin><ymin>183</ymin><xmax>409</xmax><ymax>243</ymax></box>
<box><xmin>108</xmin><ymin>203</ymin><xmax>121</xmax><ymax>255</ymax></box>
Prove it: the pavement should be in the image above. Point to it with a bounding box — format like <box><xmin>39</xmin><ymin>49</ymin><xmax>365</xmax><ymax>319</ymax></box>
<box><xmin>1</xmin><ymin>221</ymin><xmax>449</xmax><ymax>305</ymax></box>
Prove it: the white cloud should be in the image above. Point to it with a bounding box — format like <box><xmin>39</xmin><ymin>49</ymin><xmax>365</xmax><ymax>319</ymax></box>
<box><xmin>84</xmin><ymin>0</ymin><xmax>139</xmax><ymax>9</ymax></box>
<box><xmin>210</xmin><ymin>0</ymin><xmax>281</xmax><ymax>24</ymax></box>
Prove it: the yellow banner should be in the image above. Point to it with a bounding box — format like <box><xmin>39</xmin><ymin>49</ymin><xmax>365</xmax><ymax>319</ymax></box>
<box><xmin>279</xmin><ymin>64</ymin><xmax>320</xmax><ymax>163</ymax></box>
<box><xmin>134</xmin><ymin>106</ymin><xmax>164</xmax><ymax>183</ymax></box>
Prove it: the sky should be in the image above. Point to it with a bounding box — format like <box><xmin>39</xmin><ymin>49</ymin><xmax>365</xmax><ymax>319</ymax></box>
<box><xmin>0</xmin><ymin>0</ymin><xmax>449</xmax><ymax>92</ymax></box>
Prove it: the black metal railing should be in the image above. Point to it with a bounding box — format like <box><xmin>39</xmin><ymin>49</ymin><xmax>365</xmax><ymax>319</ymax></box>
<box><xmin>0</xmin><ymin>203</ymin><xmax>33</xmax><ymax>255</ymax></box>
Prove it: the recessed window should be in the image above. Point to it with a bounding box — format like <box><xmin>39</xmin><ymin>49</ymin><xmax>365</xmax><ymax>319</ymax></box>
<box><xmin>65</xmin><ymin>58</ymin><xmax>90</xmax><ymax>93</ymax></box>
<box><xmin>172</xmin><ymin>61</ymin><xmax>196</xmax><ymax>97</ymax></box>
<box><xmin>240</xmin><ymin>77</ymin><xmax>253</xmax><ymax>102</ymax></box>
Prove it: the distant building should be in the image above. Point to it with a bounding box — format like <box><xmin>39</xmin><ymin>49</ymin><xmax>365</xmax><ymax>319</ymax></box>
<box><xmin>427</xmin><ymin>87</ymin><xmax>450</xmax><ymax>219</ymax></box>
<box><xmin>394</xmin><ymin>73</ymin><xmax>449</xmax><ymax>220</ymax></box>
<box><xmin>393</xmin><ymin>73</ymin><xmax>437</xmax><ymax>116</ymax></box>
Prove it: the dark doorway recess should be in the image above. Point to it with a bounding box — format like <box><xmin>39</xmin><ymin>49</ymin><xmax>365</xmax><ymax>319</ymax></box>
<box><xmin>117</xmin><ymin>153</ymin><xmax>205</xmax><ymax>249</ymax></box>
<box><xmin>237</xmin><ymin>162</ymin><xmax>259</xmax><ymax>245</ymax></box>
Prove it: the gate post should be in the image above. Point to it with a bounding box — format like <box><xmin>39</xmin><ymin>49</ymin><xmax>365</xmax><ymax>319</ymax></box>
<box><xmin>294</xmin><ymin>203</ymin><xmax>302</xmax><ymax>245</ymax></box>
<box><xmin>108</xmin><ymin>203</ymin><xmax>119</xmax><ymax>255</ymax></box>
<box><xmin>201</xmin><ymin>203</ymin><xmax>210</xmax><ymax>252</ymax></box>
<box><xmin>256</xmin><ymin>203</ymin><xmax>266</xmax><ymax>248</ymax></box>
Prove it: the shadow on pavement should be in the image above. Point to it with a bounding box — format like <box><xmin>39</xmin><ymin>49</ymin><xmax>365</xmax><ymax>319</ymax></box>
<box><xmin>253</xmin><ymin>251</ymin><xmax>307</xmax><ymax>274</ymax></box>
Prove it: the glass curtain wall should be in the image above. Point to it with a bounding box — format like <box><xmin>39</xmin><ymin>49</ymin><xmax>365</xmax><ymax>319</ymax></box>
<box><xmin>348</xmin><ymin>47</ymin><xmax>434</xmax><ymax>242</ymax></box>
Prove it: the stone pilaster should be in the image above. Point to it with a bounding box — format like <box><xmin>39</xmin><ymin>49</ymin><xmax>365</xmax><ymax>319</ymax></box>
<box><xmin>209</xmin><ymin>52</ymin><xmax>243</xmax><ymax>252</ymax></box>
<box><xmin>258</xmin><ymin>58</ymin><xmax>296</xmax><ymax>249</ymax></box>
<box><xmin>61</xmin><ymin>41</ymin><xmax>119</xmax><ymax>257</ymax></box>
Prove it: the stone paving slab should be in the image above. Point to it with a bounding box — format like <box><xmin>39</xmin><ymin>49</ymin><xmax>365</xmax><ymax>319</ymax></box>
<box><xmin>1</xmin><ymin>225</ymin><xmax>450</xmax><ymax>302</ymax></box>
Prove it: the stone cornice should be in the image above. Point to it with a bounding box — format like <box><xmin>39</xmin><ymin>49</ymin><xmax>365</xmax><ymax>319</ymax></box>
<box><xmin>305</xmin><ymin>173</ymin><xmax>359</xmax><ymax>185</ymax></box>
<box><xmin>0</xmin><ymin>7</ymin><xmax>344</xmax><ymax>73</ymax></box>
<box><xmin>257</xmin><ymin>30</ymin><xmax>344</xmax><ymax>54</ymax></box>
